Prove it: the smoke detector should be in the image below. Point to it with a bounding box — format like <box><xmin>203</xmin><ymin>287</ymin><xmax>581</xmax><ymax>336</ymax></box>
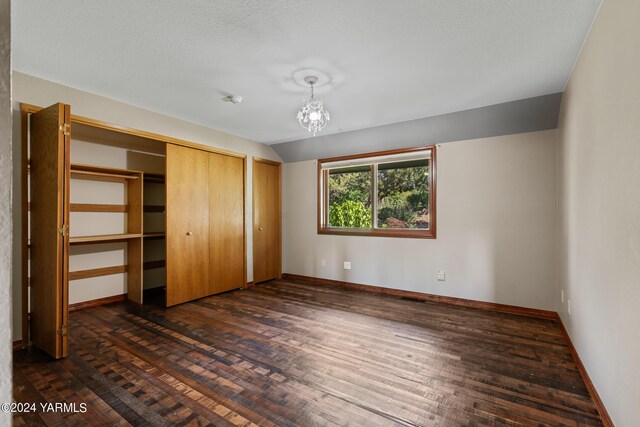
<box><xmin>222</xmin><ymin>95</ymin><xmax>243</xmax><ymax>104</ymax></box>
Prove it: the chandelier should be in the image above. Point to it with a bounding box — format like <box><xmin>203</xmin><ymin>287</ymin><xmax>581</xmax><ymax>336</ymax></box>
<box><xmin>297</xmin><ymin>76</ymin><xmax>330</xmax><ymax>136</ymax></box>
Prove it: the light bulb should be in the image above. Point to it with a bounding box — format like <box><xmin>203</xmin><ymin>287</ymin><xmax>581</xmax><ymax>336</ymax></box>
<box><xmin>309</xmin><ymin>111</ymin><xmax>319</xmax><ymax>121</ymax></box>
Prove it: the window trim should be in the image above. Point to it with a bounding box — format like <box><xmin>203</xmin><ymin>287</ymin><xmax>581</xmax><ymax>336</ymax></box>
<box><xmin>317</xmin><ymin>146</ymin><xmax>437</xmax><ymax>239</ymax></box>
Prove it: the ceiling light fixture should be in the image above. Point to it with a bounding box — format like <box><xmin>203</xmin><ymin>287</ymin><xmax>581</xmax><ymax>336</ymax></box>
<box><xmin>297</xmin><ymin>76</ymin><xmax>330</xmax><ymax>136</ymax></box>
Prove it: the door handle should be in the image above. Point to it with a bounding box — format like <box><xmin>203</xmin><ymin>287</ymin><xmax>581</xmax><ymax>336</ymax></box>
<box><xmin>259</xmin><ymin>227</ymin><xmax>263</xmax><ymax>231</ymax></box>
<box><xmin>186</xmin><ymin>231</ymin><xmax>193</xmax><ymax>236</ymax></box>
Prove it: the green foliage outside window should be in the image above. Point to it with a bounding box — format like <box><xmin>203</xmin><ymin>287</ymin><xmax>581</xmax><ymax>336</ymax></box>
<box><xmin>328</xmin><ymin>169</ymin><xmax>371</xmax><ymax>206</ymax></box>
<box><xmin>377</xmin><ymin>164</ymin><xmax>429</xmax><ymax>229</ymax></box>
<box><xmin>328</xmin><ymin>169</ymin><xmax>371</xmax><ymax>228</ymax></box>
<box><xmin>328</xmin><ymin>200</ymin><xmax>372</xmax><ymax>228</ymax></box>
<box><xmin>326</xmin><ymin>159</ymin><xmax>430</xmax><ymax>230</ymax></box>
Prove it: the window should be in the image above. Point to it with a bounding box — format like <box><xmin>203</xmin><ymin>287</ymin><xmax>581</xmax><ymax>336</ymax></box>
<box><xmin>318</xmin><ymin>146</ymin><xmax>436</xmax><ymax>238</ymax></box>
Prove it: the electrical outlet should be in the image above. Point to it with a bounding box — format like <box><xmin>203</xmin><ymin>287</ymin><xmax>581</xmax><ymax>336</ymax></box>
<box><xmin>568</xmin><ymin>300</ymin><xmax>571</xmax><ymax>315</ymax></box>
<box><xmin>320</xmin><ymin>259</ymin><xmax>326</xmax><ymax>267</ymax></box>
<box><xmin>561</xmin><ymin>290</ymin><xmax>564</xmax><ymax>303</ymax></box>
<box><xmin>343</xmin><ymin>261</ymin><xmax>351</xmax><ymax>270</ymax></box>
<box><xmin>437</xmin><ymin>271</ymin><xmax>446</xmax><ymax>281</ymax></box>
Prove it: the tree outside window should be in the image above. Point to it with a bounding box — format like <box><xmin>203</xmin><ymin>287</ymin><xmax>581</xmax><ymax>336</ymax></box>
<box><xmin>319</xmin><ymin>146</ymin><xmax>436</xmax><ymax>239</ymax></box>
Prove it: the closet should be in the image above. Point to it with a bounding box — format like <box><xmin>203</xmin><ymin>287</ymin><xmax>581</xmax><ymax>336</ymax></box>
<box><xmin>165</xmin><ymin>145</ymin><xmax>245</xmax><ymax>306</ymax></box>
<box><xmin>24</xmin><ymin>102</ymin><xmax>247</xmax><ymax>358</ymax></box>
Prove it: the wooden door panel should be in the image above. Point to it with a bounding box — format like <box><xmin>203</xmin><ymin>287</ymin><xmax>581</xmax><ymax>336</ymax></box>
<box><xmin>166</xmin><ymin>144</ymin><xmax>210</xmax><ymax>306</ymax></box>
<box><xmin>253</xmin><ymin>160</ymin><xmax>281</xmax><ymax>283</ymax></box>
<box><xmin>264</xmin><ymin>165</ymin><xmax>280</xmax><ymax>279</ymax></box>
<box><xmin>209</xmin><ymin>153</ymin><xmax>245</xmax><ymax>294</ymax></box>
<box><xmin>29</xmin><ymin>103</ymin><xmax>70</xmax><ymax>358</ymax></box>
<box><xmin>253</xmin><ymin>165</ymin><xmax>267</xmax><ymax>282</ymax></box>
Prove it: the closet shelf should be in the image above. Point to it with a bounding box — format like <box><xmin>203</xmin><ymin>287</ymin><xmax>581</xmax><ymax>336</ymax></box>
<box><xmin>143</xmin><ymin>205</ymin><xmax>165</xmax><ymax>213</ymax></box>
<box><xmin>69</xmin><ymin>233</ymin><xmax>143</xmax><ymax>244</ymax></box>
<box><xmin>69</xmin><ymin>265</ymin><xmax>128</xmax><ymax>281</ymax></box>
<box><xmin>70</xmin><ymin>163</ymin><xmax>143</xmax><ymax>182</ymax></box>
<box><xmin>28</xmin><ymin>202</ymin><xmax>128</xmax><ymax>212</ymax></box>
<box><xmin>71</xmin><ymin>203</ymin><xmax>128</xmax><ymax>212</ymax></box>
<box><xmin>28</xmin><ymin>162</ymin><xmax>143</xmax><ymax>182</ymax></box>
<box><xmin>143</xmin><ymin>260</ymin><xmax>166</xmax><ymax>270</ymax></box>
<box><xmin>143</xmin><ymin>173</ymin><xmax>165</xmax><ymax>183</ymax></box>
<box><xmin>143</xmin><ymin>232</ymin><xmax>165</xmax><ymax>239</ymax></box>
<box><xmin>30</xmin><ymin>234</ymin><xmax>143</xmax><ymax>246</ymax></box>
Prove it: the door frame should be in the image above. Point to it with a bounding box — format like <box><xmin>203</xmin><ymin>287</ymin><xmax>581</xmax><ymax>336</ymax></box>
<box><xmin>252</xmin><ymin>157</ymin><xmax>282</xmax><ymax>283</ymax></box>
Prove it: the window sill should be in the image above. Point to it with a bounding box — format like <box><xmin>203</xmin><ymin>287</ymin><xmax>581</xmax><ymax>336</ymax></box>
<box><xmin>318</xmin><ymin>227</ymin><xmax>436</xmax><ymax>239</ymax></box>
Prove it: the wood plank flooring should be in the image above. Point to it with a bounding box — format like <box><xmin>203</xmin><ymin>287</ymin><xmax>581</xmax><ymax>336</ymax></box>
<box><xmin>13</xmin><ymin>279</ymin><xmax>603</xmax><ymax>426</ymax></box>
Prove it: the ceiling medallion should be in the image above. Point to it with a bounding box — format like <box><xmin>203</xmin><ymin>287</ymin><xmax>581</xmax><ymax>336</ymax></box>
<box><xmin>296</xmin><ymin>76</ymin><xmax>330</xmax><ymax>136</ymax></box>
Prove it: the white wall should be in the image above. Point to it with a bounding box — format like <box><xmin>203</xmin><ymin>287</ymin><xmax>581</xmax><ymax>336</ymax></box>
<box><xmin>283</xmin><ymin>130</ymin><xmax>558</xmax><ymax>310</ymax></box>
<box><xmin>557</xmin><ymin>0</ymin><xmax>640</xmax><ymax>424</ymax></box>
<box><xmin>12</xmin><ymin>72</ymin><xmax>282</xmax><ymax>340</ymax></box>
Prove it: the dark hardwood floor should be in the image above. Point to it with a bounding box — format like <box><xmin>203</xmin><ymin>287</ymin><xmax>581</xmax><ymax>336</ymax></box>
<box><xmin>14</xmin><ymin>279</ymin><xmax>603</xmax><ymax>426</ymax></box>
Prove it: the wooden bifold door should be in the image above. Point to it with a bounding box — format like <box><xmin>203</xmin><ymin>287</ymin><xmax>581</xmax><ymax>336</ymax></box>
<box><xmin>209</xmin><ymin>153</ymin><xmax>245</xmax><ymax>294</ymax></box>
<box><xmin>165</xmin><ymin>144</ymin><xmax>245</xmax><ymax>306</ymax></box>
<box><xmin>29</xmin><ymin>103</ymin><xmax>71</xmax><ymax>359</ymax></box>
<box><xmin>165</xmin><ymin>145</ymin><xmax>210</xmax><ymax>306</ymax></box>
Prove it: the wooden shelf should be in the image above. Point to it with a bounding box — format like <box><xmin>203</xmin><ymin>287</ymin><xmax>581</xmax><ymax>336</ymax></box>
<box><xmin>71</xmin><ymin>203</ymin><xmax>128</xmax><ymax>212</ymax></box>
<box><xmin>31</xmin><ymin>234</ymin><xmax>149</xmax><ymax>245</ymax></box>
<box><xmin>70</xmin><ymin>163</ymin><xmax>142</xmax><ymax>182</ymax></box>
<box><xmin>29</xmin><ymin>162</ymin><xmax>144</xmax><ymax>182</ymax></box>
<box><xmin>143</xmin><ymin>260</ymin><xmax>166</xmax><ymax>270</ymax></box>
<box><xmin>69</xmin><ymin>265</ymin><xmax>128</xmax><ymax>281</ymax></box>
<box><xmin>69</xmin><ymin>233</ymin><xmax>142</xmax><ymax>244</ymax></box>
<box><xmin>144</xmin><ymin>173</ymin><xmax>165</xmax><ymax>183</ymax></box>
<box><xmin>143</xmin><ymin>232</ymin><xmax>165</xmax><ymax>239</ymax></box>
<box><xmin>28</xmin><ymin>203</ymin><xmax>128</xmax><ymax>213</ymax></box>
<box><xmin>143</xmin><ymin>205</ymin><xmax>165</xmax><ymax>213</ymax></box>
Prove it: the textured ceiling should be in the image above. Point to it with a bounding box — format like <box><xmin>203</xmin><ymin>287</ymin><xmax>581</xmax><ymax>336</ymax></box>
<box><xmin>12</xmin><ymin>0</ymin><xmax>601</xmax><ymax>144</ymax></box>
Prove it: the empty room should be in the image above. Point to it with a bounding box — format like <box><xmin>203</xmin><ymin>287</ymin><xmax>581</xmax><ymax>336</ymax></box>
<box><xmin>1</xmin><ymin>0</ymin><xmax>639</xmax><ymax>425</ymax></box>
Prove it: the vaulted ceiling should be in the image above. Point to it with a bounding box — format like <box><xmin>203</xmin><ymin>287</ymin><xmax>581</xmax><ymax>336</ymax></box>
<box><xmin>12</xmin><ymin>0</ymin><xmax>601</xmax><ymax>144</ymax></box>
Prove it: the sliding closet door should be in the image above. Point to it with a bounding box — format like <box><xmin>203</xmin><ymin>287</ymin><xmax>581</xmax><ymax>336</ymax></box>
<box><xmin>29</xmin><ymin>103</ymin><xmax>70</xmax><ymax>359</ymax></box>
<box><xmin>165</xmin><ymin>144</ymin><xmax>210</xmax><ymax>306</ymax></box>
<box><xmin>253</xmin><ymin>159</ymin><xmax>281</xmax><ymax>283</ymax></box>
<box><xmin>209</xmin><ymin>153</ymin><xmax>245</xmax><ymax>293</ymax></box>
